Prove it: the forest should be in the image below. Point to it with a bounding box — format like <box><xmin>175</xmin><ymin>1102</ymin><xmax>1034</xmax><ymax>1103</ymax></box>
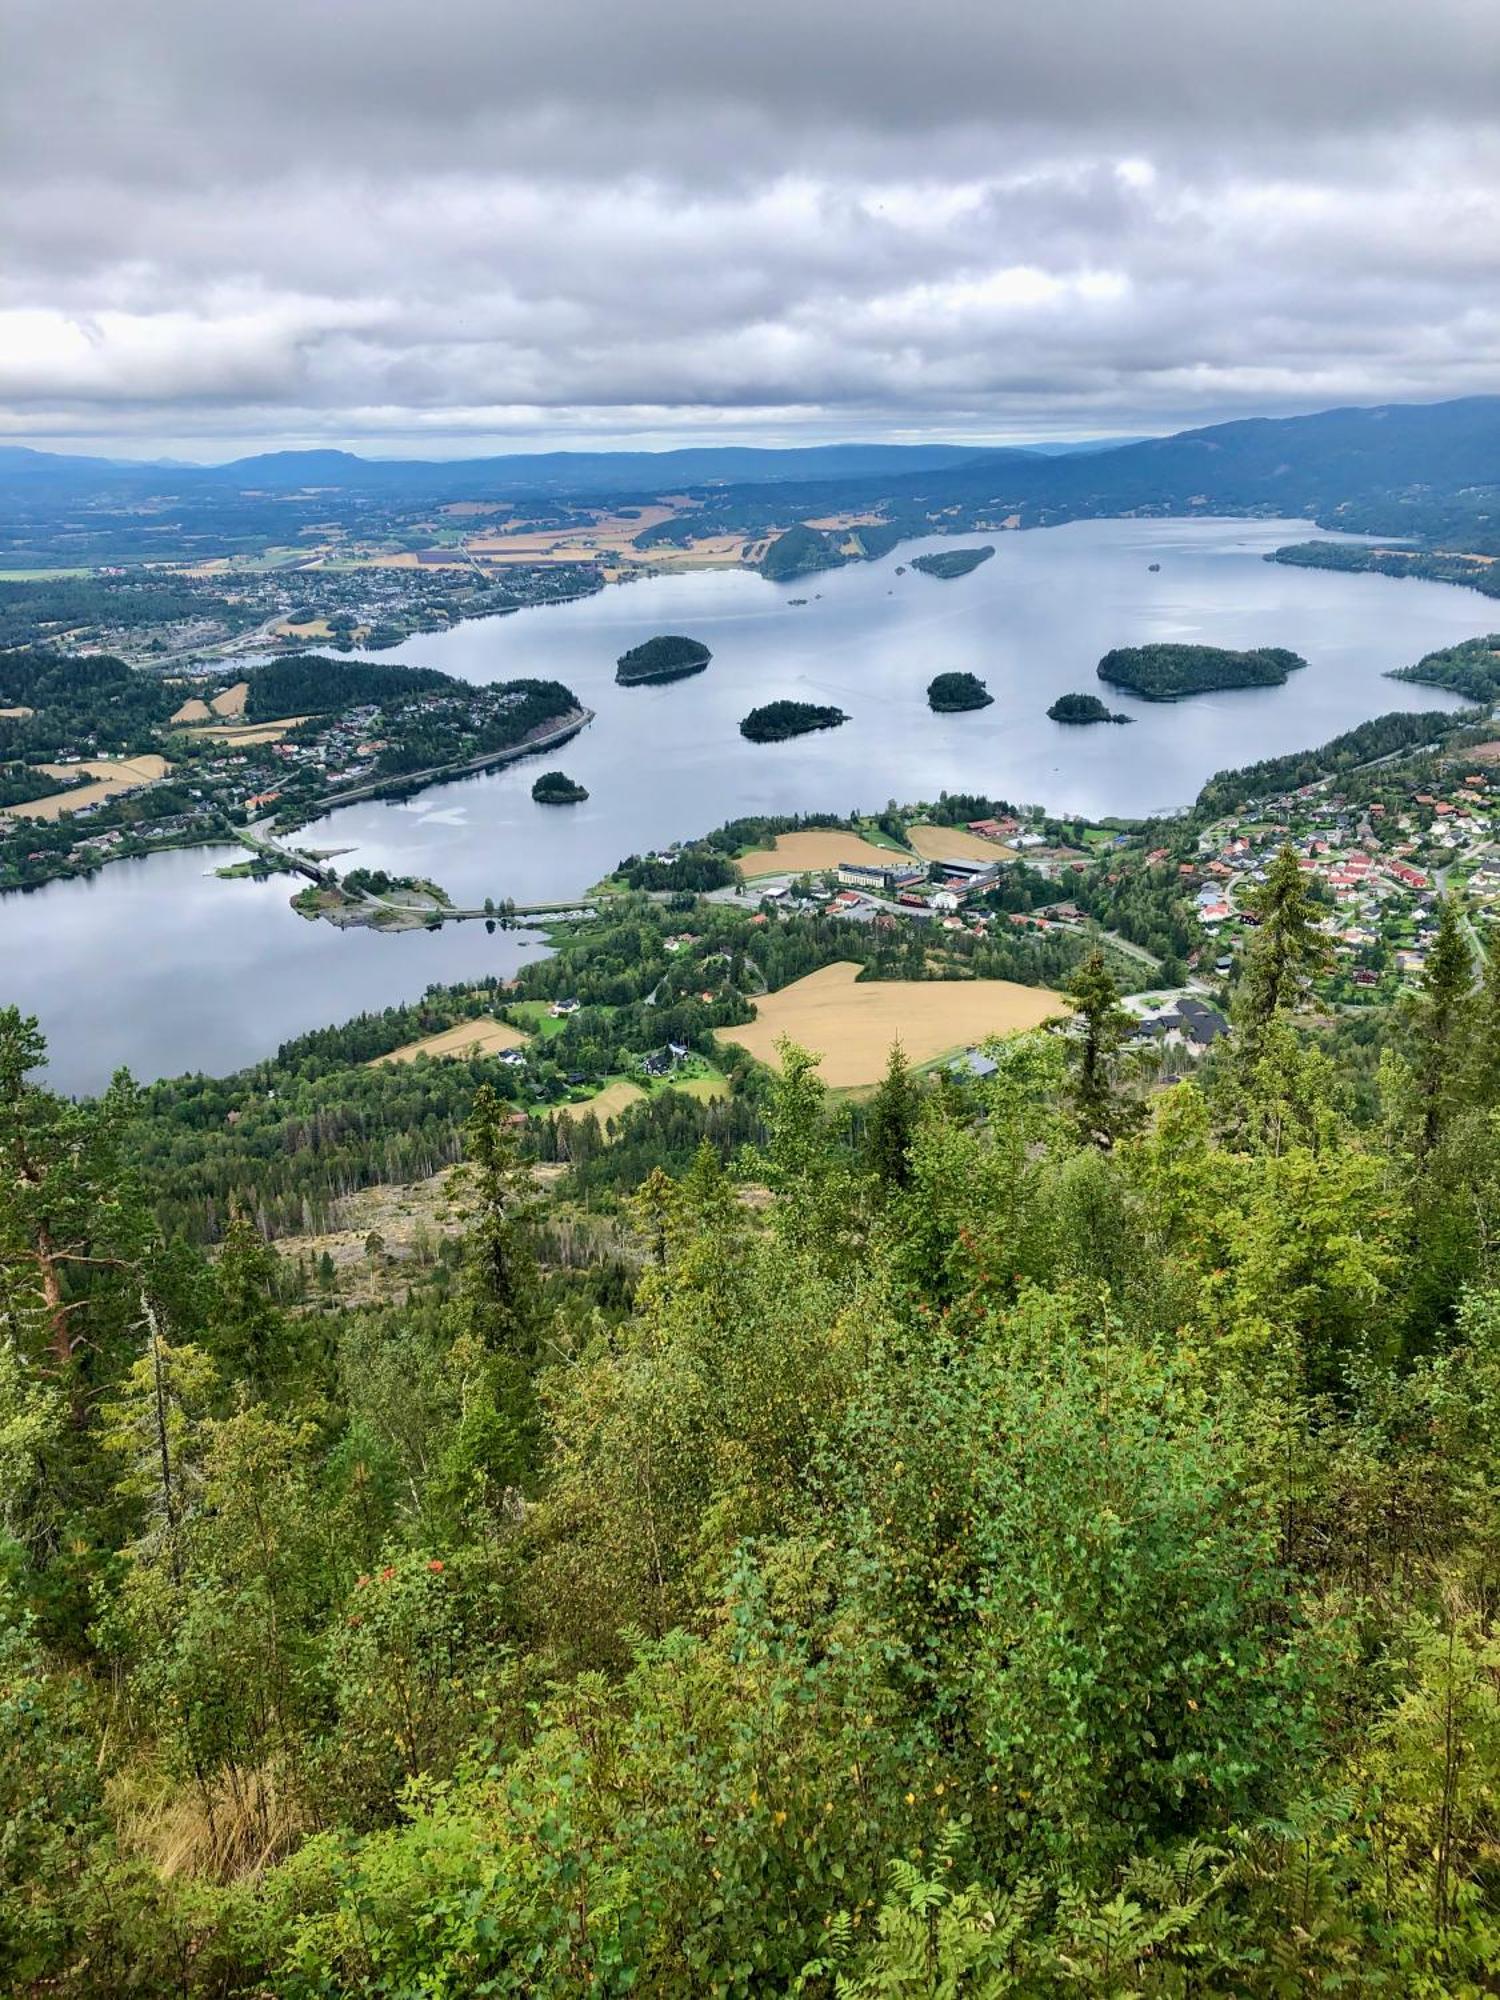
<box><xmin>927</xmin><ymin>670</ymin><xmax>994</xmax><ymax>711</ymax></box>
<box><xmin>1047</xmin><ymin>692</ymin><xmax>1129</xmax><ymax>725</ymax></box>
<box><xmin>1390</xmin><ymin>633</ymin><xmax>1500</xmax><ymax>704</ymax></box>
<box><xmin>5</xmin><ymin>842</ymin><xmax>1500</xmax><ymax>1995</ymax></box>
<box><xmin>614</xmin><ymin>635</ymin><xmax>712</xmax><ymax>685</ymax></box>
<box><xmin>1097</xmin><ymin>643</ymin><xmax>1308</xmax><ymax>700</ymax></box>
<box><xmin>0</xmin><ymin>647</ymin><xmax>180</xmax><ymax>758</ymax></box>
<box><xmin>1193</xmin><ymin>707</ymin><xmax>1466</xmax><ymax>817</ymax></box>
<box><xmin>910</xmin><ymin>544</ymin><xmax>995</xmax><ymax>580</ymax></box>
<box><xmin>740</xmin><ymin>699</ymin><xmax>849</xmax><ymax>741</ymax></box>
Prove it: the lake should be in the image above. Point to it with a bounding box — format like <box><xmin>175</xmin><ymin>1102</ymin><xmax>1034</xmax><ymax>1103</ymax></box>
<box><xmin>5</xmin><ymin>516</ymin><xmax>1494</xmax><ymax>1092</ymax></box>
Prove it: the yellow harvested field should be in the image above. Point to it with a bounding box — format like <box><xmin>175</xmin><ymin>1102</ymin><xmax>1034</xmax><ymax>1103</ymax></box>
<box><xmin>0</xmin><ymin>705</ymin><xmax>36</xmax><ymax>719</ymax></box>
<box><xmin>715</xmin><ymin>961</ymin><xmax>1067</xmax><ymax>1088</ymax></box>
<box><xmin>735</xmin><ymin>829</ymin><xmax>917</xmax><ymax>878</ymax></box>
<box><xmin>372</xmin><ymin>1018</ymin><xmax>528</xmax><ymax>1065</ymax></box>
<box><xmin>189</xmin><ymin>716</ymin><xmax>309</xmax><ymax>746</ymax></box>
<box><xmin>210</xmin><ymin>681</ymin><xmax>249</xmax><ymax>718</ymax></box>
<box><xmin>562</xmin><ymin>1079</ymin><xmax>646</xmax><ymax>1127</ymax></box>
<box><xmin>907</xmin><ymin>823</ymin><xmax>1016</xmax><ymax>864</ymax></box>
<box><xmin>2</xmin><ymin>755</ymin><xmax>171</xmax><ymax>821</ymax></box>
<box><xmin>170</xmin><ymin>695</ymin><xmax>213</xmax><ymax>724</ymax></box>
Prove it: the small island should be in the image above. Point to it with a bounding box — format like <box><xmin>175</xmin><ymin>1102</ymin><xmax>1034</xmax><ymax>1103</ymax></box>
<box><xmin>1097</xmin><ymin>642</ymin><xmax>1307</xmax><ymax>701</ymax></box>
<box><xmin>911</xmin><ymin>545</ymin><xmax>995</xmax><ymax>581</ymax></box>
<box><xmin>1047</xmin><ymin>692</ymin><xmax>1132</xmax><ymax>725</ymax></box>
<box><xmin>739</xmin><ymin>700</ymin><xmax>849</xmax><ymax>743</ymax></box>
<box><xmin>928</xmin><ymin>671</ymin><xmax>994</xmax><ymax>712</ymax></box>
<box><xmin>531</xmin><ymin>769</ymin><xmax>589</xmax><ymax>805</ymax></box>
<box><xmin>615</xmin><ymin>635</ymin><xmax>712</xmax><ymax>686</ymax></box>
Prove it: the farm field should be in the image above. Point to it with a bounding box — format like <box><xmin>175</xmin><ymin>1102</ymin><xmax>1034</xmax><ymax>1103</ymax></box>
<box><xmin>2</xmin><ymin>753</ymin><xmax>172</xmax><ymax>821</ymax></box>
<box><xmin>906</xmin><ymin>823</ymin><xmax>1016</xmax><ymax>864</ymax></box>
<box><xmin>715</xmin><ymin>960</ymin><xmax>1067</xmax><ymax>1087</ymax></box>
<box><xmin>565</xmin><ymin>1077</ymin><xmax>646</xmax><ymax>1126</ymax></box>
<box><xmin>371</xmin><ymin>1017</ymin><xmax>528</xmax><ymax>1065</ymax></box>
<box><xmin>734</xmin><ymin>828</ymin><xmax>917</xmax><ymax>878</ymax></box>
<box><xmin>183</xmin><ymin>716</ymin><xmax>310</xmax><ymax>746</ymax></box>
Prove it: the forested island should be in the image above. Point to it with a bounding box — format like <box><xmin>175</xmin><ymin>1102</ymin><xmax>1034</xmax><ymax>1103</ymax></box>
<box><xmin>927</xmin><ymin>670</ymin><xmax>994</xmax><ymax>711</ymax></box>
<box><xmin>1047</xmin><ymin>691</ymin><xmax>1131</xmax><ymax>724</ymax></box>
<box><xmin>1387</xmin><ymin>632</ymin><xmax>1500</xmax><ymax>703</ymax></box>
<box><xmin>614</xmin><ymin>634</ymin><xmax>712</xmax><ymax>685</ymax></box>
<box><xmin>531</xmin><ymin>769</ymin><xmax>589</xmax><ymax>804</ymax></box>
<box><xmin>739</xmin><ymin>699</ymin><xmax>849</xmax><ymax>741</ymax></box>
<box><xmin>911</xmin><ymin>544</ymin><xmax>995</xmax><ymax>580</ymax></box>
<box><xmin>1098</xmin><ymin>642</ymin><xmax>1308</xmax><ymax>700</ymax></box>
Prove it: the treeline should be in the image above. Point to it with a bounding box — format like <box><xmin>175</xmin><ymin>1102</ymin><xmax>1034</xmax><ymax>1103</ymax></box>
<box><xmin>1273</xmin><ymin>540</ymin><xmax>1500</xmax><ymax>597</ymax></box>
<box><xmin>243</xmin><ymin>652</ymin><xmax>453</xmax><ymax>719</ymax></box>
<box><xmin>1195</xmin><ymin>706</ymin><xmax>1464</xmax><ymax>816</ymax></box>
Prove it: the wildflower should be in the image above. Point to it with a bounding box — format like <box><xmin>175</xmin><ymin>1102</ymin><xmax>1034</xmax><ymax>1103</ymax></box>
<box><xmin>428</xmin><ymin>1558</ymin><xmax>445</xmax><ymax>1573</ymax></box>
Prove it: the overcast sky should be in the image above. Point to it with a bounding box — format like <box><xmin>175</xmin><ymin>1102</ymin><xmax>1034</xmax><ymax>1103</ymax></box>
<box><xmin>5</xmin><ymin>0</ymin><xmax>1499</xmax><ymax>458</ymax></box>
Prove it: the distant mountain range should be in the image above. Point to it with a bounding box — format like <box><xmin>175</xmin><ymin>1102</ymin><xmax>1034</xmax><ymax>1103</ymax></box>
<box><xmin>2</xmin><ymin>396</ymin><xmax>1496</xmax><ymax>557</ymax></box>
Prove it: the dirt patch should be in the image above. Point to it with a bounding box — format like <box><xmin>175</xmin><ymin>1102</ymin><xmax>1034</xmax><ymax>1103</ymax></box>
<box><xmin>1460</xmin><ymin>740</ymin><xmax>1500</xmax><ymax>764</ymax></box>
<box><xmin>735</xmin><ymin>829</ymin><xmax>917</xmax><ymax>878</ymax></box>
<box><xmin>907</xmin><ymin>824</ymin><xmax>1017</xmax><ymax>865</ymax></box>
<box><xmin>2</xmin><ymin>754</ymin><xmax>171</xmax><ymax>821</ymax></box>
<box><xmin>372</xmin><ymin>1018</ymin><xmax>529</xmax><ymax>1066</ymax></box>
<box><xmin>715</xmin><ymin>961</ymin><xmax>1067</xmax><ymax>1087</ymax></box>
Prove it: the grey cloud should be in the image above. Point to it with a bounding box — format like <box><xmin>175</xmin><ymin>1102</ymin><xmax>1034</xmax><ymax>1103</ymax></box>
<box><xmin>2</xmin><ymin>1</ymin><xmax>1499</xmax><ymax>451</ymax></box>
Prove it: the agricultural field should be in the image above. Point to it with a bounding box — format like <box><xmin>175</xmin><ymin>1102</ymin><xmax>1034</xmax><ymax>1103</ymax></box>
<box><xmin>566</xmin><ymin>1077</ymin><xmax>646</xmax><ymax>1126</ymax></box>
<box><xmin>734</xmin><ymin>828</ymin><xmax>917</xmax><ymax>878</ymax></box>
<box><xmin>715</xmin><ymin>960</ymin><xmax>1067</xmax><ymax>1087</ymax></box>
<box><xmin>1</xmin><ymin>753</ymin><xmax>172</xmax><ymax>821</ymax></box>
<box><xmin>371</xmin><ymin>1017</ymin><xmax>528</xmax><ymax>1065</ymax></box>
<box><xmin>906</xmin><ymin>822</ymin><xmax>1016</xmax><ymax>864</ymax></box>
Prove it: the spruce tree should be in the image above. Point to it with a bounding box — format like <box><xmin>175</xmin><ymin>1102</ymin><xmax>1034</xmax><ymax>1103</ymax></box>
<box><xmin>1234</xmin><ymin>843</ymin><xmax>1330</xmax><ymax>1042</ymax></box>
<box><xmin>864</xmin><ymin>1041</ymin><xmax>919</xmax><ymax>1190</ymax></box>
<box><xmin>1065</xmin><ymin>947</ymin><xmax>1141</xmax><ymax>1149</ymax></box>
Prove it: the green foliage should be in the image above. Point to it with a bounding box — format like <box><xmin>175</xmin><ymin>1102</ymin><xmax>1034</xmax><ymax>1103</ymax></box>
<box><xmin>1098</xmin><ymin>642</ymin><xmax>1307</xmax><ymax>699</ymax></box>
<box><xmin>927</xmin><ymin>671</ymin><xmax>994</xmax><ymax>712</ymax></box>
<box><xmin>910</xmin><ymin>544</ymin><xmax>994</xmax><ymax>580</ymax></box>
<box><xmin>1047</xmin><ymin>691</ymin><xmax>1129</xmax><ymax>724</ymax></box>
<box><xmin>614</xmin><ymin>634</ymin><xmax>711</xmax><ymax>684</ymax></box>
<box><xmin>740</xmin><ymin>699</ymin><xmax>850</xmax><ymax>741</ymax></box>
<box><xmin>1389</xmin><ymin>632</ymin><xmax>1500</xmax><ymax>702</ymax></box>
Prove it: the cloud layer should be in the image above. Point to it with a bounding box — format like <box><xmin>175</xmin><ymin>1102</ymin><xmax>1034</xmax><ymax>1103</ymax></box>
<box><xmin>5</xmin><ymin>0</ymin><xmax>1499</xmax><ymax>453</ymax></box>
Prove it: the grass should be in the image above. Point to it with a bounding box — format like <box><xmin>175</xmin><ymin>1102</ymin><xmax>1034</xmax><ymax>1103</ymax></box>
<box><xmin>715</xmin><ymin>961</ymin><xmax>1067</xmax><ymax>1089</ymax></box>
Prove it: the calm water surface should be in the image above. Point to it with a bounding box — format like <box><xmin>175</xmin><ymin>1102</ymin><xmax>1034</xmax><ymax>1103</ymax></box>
<box><xmin>5</xmin><ymin>517</ymin><xmax>1494</xmax><ymax>1091</ymax></box>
